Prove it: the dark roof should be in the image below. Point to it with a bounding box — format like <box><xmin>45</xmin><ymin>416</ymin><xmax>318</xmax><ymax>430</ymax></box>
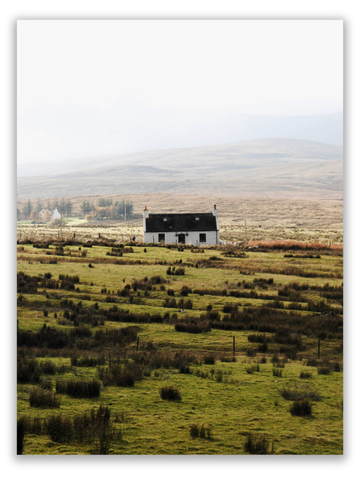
<box><xmin>145</xmin><ymin>213</ymin><xmax>218</xmax><ymax>233</ymax></box>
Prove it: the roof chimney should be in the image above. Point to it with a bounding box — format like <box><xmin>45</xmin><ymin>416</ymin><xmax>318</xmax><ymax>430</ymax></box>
<box><xmin>143</xmin><ymin>206</ymin><xmax>149</xmax><ymax>219</ymax></box>
<box><xmin>212</xmin><ymin>204</ymin><xmax>218</xmax><ymax>217</ymax></box>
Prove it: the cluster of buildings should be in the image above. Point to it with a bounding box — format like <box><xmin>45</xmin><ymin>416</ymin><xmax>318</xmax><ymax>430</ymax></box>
<box><xmin>38</xmin><ymin>208</ymin><xmax>61</xmax><ymax>221</ymax></box>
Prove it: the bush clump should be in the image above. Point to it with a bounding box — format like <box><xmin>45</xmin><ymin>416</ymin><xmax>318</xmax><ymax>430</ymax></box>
<box><xmin>203</xmin><ymin>353</ymin><xmax>216</xmax><ymax>365</ymax></box>
<box><xmin>29</xmin><ymin>388</ymin><xmax>60</xmax><ymax>408</ymax></box>
<box><xmin>56</xmin><ymin>379</ymin><xmax>101</xmax><ymax>398</ymax></box>
<box><xmin>175</xmin><ymin>319</ymin><xmax>211</xmax><ymax>334</ymax></box>
<box><xmin>290</xmin><ymin>399</ymin><xmax>312</xmax><ymax>416</ymax></box>
<box><xmin>244</xmin><ymin>433</ymin><xmax>273</xmax><ymax>454</ymax></box>
<box><xmin>317</xmin><ymin>365</ymin><xmax>332</xmax><ymax>375</ymax></box>
<box><xmin>160</xmin><ymin>386</ymin><xmax>181</xmax><ymax>401</ymax></box>
<box><xmin>17</xmin><ymin>418</ymin><xmax>26</xmax><ymax>454</ymax></box>
<box><xmin>190</xmin><ymin>423</ymin><xmax>212</xmax><ymax>439</ymax></box>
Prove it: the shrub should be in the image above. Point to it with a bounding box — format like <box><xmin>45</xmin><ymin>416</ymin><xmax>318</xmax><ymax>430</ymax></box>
<box><xmin>203</xmin><ymin>353</ymin><xmax>216</xmax><ymax>365</ymax></box>
<box><xmin>97</xmin><ymin>363</ymin><xmax>140</xmax><ymax>387</ymax></box>
<box><xmin>179</xmin><ymin>365</ymin><xmax>191</xmax><ymax>374</ymax></box>
<box><xmin>333</xmin><ymin>361</ymin><xmax>342</xmax><ymax>372</ymax></box>
<box><xmin>300</xmin><ymin>371</ymin><xmax>312</xmax><ymax>379</ymax></box>
<box><xmin>244</xmin><ymin>433</ymin><xmax>272</xmax><ymax>454</ymax></box>
<box><xmin>215</xmin><ymin>370</ymin><xmax>223</xmax><ymax>382</ymax></box>
<box><xmin>274</xmin><ymin>362</ymin><xmax>285</xmax><ymax>369</ymax></box>
<box><xmin>160</xmin><ymin>386</ymin><xmax>181</xmax><ymax>401</ymax></box>
<box><xmin>56</xmin><ymin>379</ymin><xmax>101</xmax><ymax>398</ymax></box>
<box><xmin>40</xmin><ymin>360</ymin><xmax>57</xmax><ymax>375</ymax></box>
<box><xmin>45</xmin><ymin>414</ymin><xmax>73</xmax><ymax>443</ymax></box>
<box><xmin>317</xmin><ymin>365</ymin><xmax>332</xmax><ymax>375</ymax></box>
<box><xmin>281</xmin><ymin>385</ymin><xmax>320</xmax><ymax>402</ymax></box>
<box><xmin>29</xmin><ymin>388</ymin><xmax>60</xmax><ymax>408</ymax></box>
<box><xmin>163</xmin><ymin>298</ymin><xmax>177</xmax><ymax>308</ymax></box>
<box><xmin>70</xmin><ymin>326</ymin><xmax>92</xmax><ymax>338</ymax></box>
<box><xmin>184</xmin><ymin>299</ymin><xmax>193</xmax><ymax>309</ymax></box>
<box><xmin>175</xmin><ymin>320</ymin><xmax>210</xmax><ymax>334</ymax></box>
<box><xmin>307</xmin><ymin>357</ymin><xmax>319</xmax><ymax>367</ymax></box>
<box><xmin>246</xmin><ymin>364</ymin><xmax>260</xmax><ymax>374</ymax></box>
<box><xmin>273</xmin><ymin>368</ymin><xmax>283</xmax><ymax>377</ymax></box>
<box><xmin>41</xmin><ymin>404</ymin><xmax>120</xmax><ymax>448</ymax></box>
<box><xmin>190</xmin><ymin>423</ymin><xmax>212</xmax><ymax>439</ymax></box>
<box><xmin>190</xmin><ymin>423</ymin><xmax>199</xmax><ymax>438</ymax></box>
<box><xmin>167</xmin><ymin>267</ymin><xmax>185</xmax><ymax>276</ymax></box>
<box><xmin>17</xmin><ymin>357</ymin><xmax>41</xmax><ymax>383</ymax></box>
<box><xmin>180</xmin><ymin>286</ymin><xmax>192</xmax><ymax>296</ymax></box>
<box><xmin>17</xmin><ymin>418</ymin><xmax>26</xmax><ymax>454</ymax></box>
<box><xmin>290</xmin><ymin>399</ymin><xmax>312</xmax><ymax>416</ymax></box>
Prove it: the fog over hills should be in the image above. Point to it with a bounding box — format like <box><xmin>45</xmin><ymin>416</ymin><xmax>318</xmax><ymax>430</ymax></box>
<box><xmin>17</xmin><ymin>138</ymin><xmax>343</xmax><ymax>200</ymax></box>
<box><xmin>17</xmin><ymin>110</ymin><xmax>342</xmax><ymax>177</ymax></box>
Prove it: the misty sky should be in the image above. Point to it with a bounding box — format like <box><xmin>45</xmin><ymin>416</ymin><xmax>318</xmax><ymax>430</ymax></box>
<box><xmin>17</xmin><ymin>20</ymin><xmax>343</xmax><ymax>165</ymax></box>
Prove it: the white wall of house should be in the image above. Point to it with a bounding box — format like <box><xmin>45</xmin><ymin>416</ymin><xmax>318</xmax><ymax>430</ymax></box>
<box><xmin>144</xmin><ymin>230</ymin><xmax>218</xmax><ymax>245</ymax></box>
<box><xmin>52</xmin><ymin>208</ymin><xmax>61</xmax><ymax>219</ymax></box>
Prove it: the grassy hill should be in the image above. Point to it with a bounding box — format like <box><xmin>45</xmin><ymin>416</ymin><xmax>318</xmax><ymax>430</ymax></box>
<box><xmin>17</xmin><ymin>138</ymin><xmax>343</xmax><ymax>200</ymax></box>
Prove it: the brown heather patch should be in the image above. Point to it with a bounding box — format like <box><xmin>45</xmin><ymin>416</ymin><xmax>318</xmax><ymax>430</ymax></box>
<box><xmin>247</xmin><ymin>240</ymin><xmax>343</xmax><ymax>252</ymax></box>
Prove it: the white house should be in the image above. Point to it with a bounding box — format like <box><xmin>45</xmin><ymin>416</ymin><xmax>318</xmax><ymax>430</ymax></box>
<box><xmin>143</xmin><ymin>205</ymin><xmax>219</xmax><ymax>245</ymax></box>
<box><xmin>39</xmin><ymin>208</ymin><xmax>62</xmax><ymax>221</ymax></box>
<box><xmin>52</xmin><ymin>208</ymin><xmax>61</xmax><ymax>219</ymax></box>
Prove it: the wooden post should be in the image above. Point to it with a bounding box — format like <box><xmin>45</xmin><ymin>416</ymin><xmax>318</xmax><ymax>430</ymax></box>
<box><xmin>318</xmin><ymin>338</ymin><xmax>321</xmax><ymax>359</ymax></box>
<box><xmin>233</xmin><ymin>336</ymin><xmax>235</xmax><ymax>357</ymax></box>
<box><xmin>136</xmin><ymin>336</ymin><xmax>139</xmax><ymax>352</ymax></box>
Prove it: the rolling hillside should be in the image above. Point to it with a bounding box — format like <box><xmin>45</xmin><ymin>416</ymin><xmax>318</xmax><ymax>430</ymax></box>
<box><xmin>17</xmin><ymin>138</ymin><xmax>343</xmax><ymax>200</ymax></box>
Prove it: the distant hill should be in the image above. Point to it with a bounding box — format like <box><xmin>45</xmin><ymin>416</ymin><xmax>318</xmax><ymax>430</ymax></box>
<box><xmin>18</xmin><ymin>108</ymin><xmax>343</xmax><ymax>175</ymax></box>
<box><xmin>17</xmin><ymin>138</ymin><xmax>343</xmax><ymax>200</ymax></box>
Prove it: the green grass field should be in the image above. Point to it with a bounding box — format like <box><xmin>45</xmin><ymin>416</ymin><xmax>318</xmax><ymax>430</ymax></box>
<box><xmin>17</xmin><ymin>241</ymin><xmax>343</xmax><ymax>455</ymax></box>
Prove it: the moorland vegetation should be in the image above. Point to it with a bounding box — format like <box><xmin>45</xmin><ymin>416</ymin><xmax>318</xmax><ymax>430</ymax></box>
<box><xmin>17</xmin><ymin>235</ymin><xmax>343</xmax><ymax>455</ymax></box>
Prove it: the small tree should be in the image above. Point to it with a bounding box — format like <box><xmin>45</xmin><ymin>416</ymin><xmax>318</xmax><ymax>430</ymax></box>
<box><xmin>23</xmin><ymin>200</ymin><xmax>32</xmax><ymax>220</ymax></box>
<box><xmin>30</xmin><ymin>210</ymin><xmax>39</xmax><ymax>222</ymax></box>
<box><xmin>36</xmin><ymin>199</ymin><xmax>43</xmax><ymax>212</ymax></box>
<box><xmin>43</xmin><ymin>209</ymin><xmax>52</xmax><ymax>222</ymax></box>
<box><xmin>65</xmin><ymin>200</ymin><xmax>73</xmax><ymax>217</ymax></box>
<box><xmin>59</xmin><ymin>198</ymin><xmax>67</xmax><ymax>215</ymax></box>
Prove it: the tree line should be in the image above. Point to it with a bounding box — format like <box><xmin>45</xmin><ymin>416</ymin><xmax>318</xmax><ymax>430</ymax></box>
<box><xmin>85</xmin><ymin>199</ymin><xmax>134</xmax><ymax>220</ymax></box>
<box><xmin>18</xmin><ymin>197</ymin><xmax>134</xmax><ymax>222</ymax></box>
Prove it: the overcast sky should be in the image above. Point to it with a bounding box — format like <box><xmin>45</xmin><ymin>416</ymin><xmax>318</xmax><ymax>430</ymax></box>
<box><xmin>17</xmin><ymin>20</ymin><xmax>343</xmax><ymax>165</ymax></box>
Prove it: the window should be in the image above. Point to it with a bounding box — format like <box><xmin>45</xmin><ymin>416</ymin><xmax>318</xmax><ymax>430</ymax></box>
<box><xmin>158</xmin><ymin>233</ymin><xmax>165</xmax><ymax>242</ymax></box>
<box><xmin>199</xmin><ymin>233</ymin><xmax>206</xmax><ymax>243</ymax></box>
